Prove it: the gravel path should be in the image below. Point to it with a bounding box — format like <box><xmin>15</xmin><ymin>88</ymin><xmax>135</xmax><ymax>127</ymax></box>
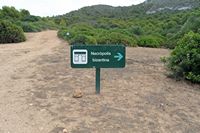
<box><xmin>0</xmin><ymin>31</ymin><xmax>199</xmax><ymax>133</ymax></box>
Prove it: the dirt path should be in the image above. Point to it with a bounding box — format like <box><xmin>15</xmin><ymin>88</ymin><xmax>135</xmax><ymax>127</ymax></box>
<box><xmin>0</xmin><ymin>31</ymin><xmax>199</xmax><ymax>133</ymax></box>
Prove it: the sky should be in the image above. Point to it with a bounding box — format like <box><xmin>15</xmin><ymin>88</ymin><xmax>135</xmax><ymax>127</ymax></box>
<box><xmin>0</xmin><ymin>0</ymin><xmax>145</xmax><ymax>17</ymax></box>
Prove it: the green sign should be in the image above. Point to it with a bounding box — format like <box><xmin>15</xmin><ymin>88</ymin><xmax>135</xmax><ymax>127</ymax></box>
<box><xmin>70</xmin><ymin>44</ymin><xmax>126</xmax><ymax>94</ymax></box>
<box><xmin>71</xmin><ymin>45</ymin><xmax>126</xmax><ymax>68</ymax></box>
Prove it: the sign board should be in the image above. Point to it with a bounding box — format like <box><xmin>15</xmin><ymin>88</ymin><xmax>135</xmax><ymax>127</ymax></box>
<box><xmin>71</xmin><ymin>45</ymin><xmax>126</xmax><ymax>68</ymax></box>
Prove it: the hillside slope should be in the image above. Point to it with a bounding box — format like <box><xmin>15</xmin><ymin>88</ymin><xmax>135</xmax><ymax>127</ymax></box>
<box><xmin>56</xmin><ymin>0</ymin><xmax>200</xmax><ymax>48</ymax></box>
<box><xmin>59</xmin><ymin>0</ymin><xmax>200</xmax><ymax>21</ymax></box>
<box><xmin>145</xmin><ymin>0</ymin><xmax>200</xmax><ymax>13</ymax></box>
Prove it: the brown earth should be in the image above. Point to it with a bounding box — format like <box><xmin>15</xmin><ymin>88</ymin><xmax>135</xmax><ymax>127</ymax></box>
<box><xmin>0</xmin><ymin>31</ymin><xmax>199</xmax><ymax>133</ymax></box>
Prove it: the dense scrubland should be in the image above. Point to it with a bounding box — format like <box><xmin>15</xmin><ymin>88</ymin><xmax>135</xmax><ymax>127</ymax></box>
<box><xmin>0</xmin><ymin>1</ymin><xmax>200</xmax><ymax>83</ymax></box>
<box><xmin>0</xmin><ymin>6</ymin><xmax>57</xmax><ymax>43</ymax></box>
<box><xmin>57</xmin><ymin>5</ymin><xmax>200</xmax><ymax>48</ymax></box>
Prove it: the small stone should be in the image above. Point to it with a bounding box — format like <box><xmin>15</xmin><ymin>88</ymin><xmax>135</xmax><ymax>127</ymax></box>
<box><xmin>63</xmin><ymin>129</ymin><xmax>68</xmax><ymax>133</ymax></box>
<box><xmin>73</xmin><ymin>89</ymin><xmax>83</xmax><ymax>98</ymax></box>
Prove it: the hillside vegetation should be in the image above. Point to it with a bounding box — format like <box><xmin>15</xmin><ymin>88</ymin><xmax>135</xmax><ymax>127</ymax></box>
<box><xmin>146</xmin><ymin>0</ymin><xmax>199</xmax><ymax>13</ymax></box>
<box><xmin>0</xmin><ymin>6</ymin><xmax>58</xmax><ymax>32</ymax></box>
<box><xmin>164</xmin><ymin>32</ymin><xmax>200</xmax><ymax>83</ymax></box>
<box><xmin>56</xmin><ymin>0</ymin><xmax>200</xmax><ymax>83</ymax></box>
<box><xmin>0</xmin><ymin>20</ymin><xmax>25</xmax><ymax>43</ymax></box>
<box><xmin>57</xmin><ymin>0</ymin><xmax>200</xmax><ymax>48</ymax></box>
<box><xmin>0</xmin><ymin>1</ymin><xmax>200</xmax><ymax>83</ymax></box>
<box><xmin>0</xmin><ymin>6</ymin><xmax>58</xmax><ymax>43</ymax></box>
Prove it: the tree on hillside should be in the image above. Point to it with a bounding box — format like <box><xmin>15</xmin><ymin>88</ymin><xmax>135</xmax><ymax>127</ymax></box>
<box><xmin>20</xmin><ymin>9</ymin><xmax>30</xmax><ymax>18</ymax></box>
<box><xmin>1</xmin><ymin>6</ymin><xmax>21</xmax><ymax>19</ymax></box>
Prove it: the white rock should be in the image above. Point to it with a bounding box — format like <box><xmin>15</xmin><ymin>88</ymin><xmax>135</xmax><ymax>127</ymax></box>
<box><xmin>63</xmin><ymin>128</ymin><xmax>68</xmax><ymax>133</ymax></box>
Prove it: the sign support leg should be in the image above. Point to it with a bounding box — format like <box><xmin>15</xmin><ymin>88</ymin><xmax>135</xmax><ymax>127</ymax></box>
<box><xmin>96</xmin><ymin>68</ymin><xmax>101</xmax><ymax>94</ymax></box>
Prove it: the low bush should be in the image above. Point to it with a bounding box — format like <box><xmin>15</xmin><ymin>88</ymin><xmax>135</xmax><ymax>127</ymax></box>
<box><xmin>0</xmin><ymin>20</ymin><xmax>26</xmax><ymax>43</ymax></box>
<box><xmin>57</xmin><ymin>29</ymin><xmax>75</xmax><ymax>41</ymax></box>
<box><xmin>129</xmin><ymin>26</ymin><xmax>144</xmax><ymax>35</ymax></box>
<box><xmin>16</xmin><ymin>21</ymin><xmax>57</xmax><ymax>32</ymax></box>
<box><xmin>22</xmin><ymin>15</ymin><xmax>40</xmax><ymax>22</ymax></box>
<box><xmin>20</xmin><ymin>22</ymin><xmax>41</xmax><ymax>32</ymax></box>
<box><xmin>69</xmin><ymin>34</ymin><xmax>97</xmax><ymax>45</ymax></box>
<box><xmin>96</xmin><ymin>32</ymin><xmax>137</xmax><ymax>46</ymax></box>
<box><xmin>165</xmin><ymin>32</ymin><xmax>200</xmax><ymax>83</ymax></box>
<box><xmin>58</xmin><ymin>28</ymin><xmax>137</xmax><ymax>47</ymax></box>
<box><xmin>138</xmin><ymin>35</ymin><xmax>164</xmax><ymax>48</ymax></box>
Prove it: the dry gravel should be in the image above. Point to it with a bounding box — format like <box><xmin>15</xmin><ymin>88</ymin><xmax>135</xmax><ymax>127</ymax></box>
<box><xmin>0</xmin><ymin>31</ymin><xmax>199</xmax><ymax>133</ymax></box>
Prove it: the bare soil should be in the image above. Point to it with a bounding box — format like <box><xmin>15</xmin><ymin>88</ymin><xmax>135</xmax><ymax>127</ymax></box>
<box><xmin>0</xmin><ymin>31</ymin><xmax>199</xmax><ymax>133</ymax></box>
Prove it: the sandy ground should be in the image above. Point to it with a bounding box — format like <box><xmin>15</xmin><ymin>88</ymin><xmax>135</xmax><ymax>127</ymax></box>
<box><xmin>0</xmin><ymin>31</ymin><xmax>199</xmax><ymax>133</ymax></box>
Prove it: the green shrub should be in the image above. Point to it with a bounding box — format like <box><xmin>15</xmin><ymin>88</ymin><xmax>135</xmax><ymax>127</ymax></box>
<box><xmin>129</xmin><ymin>26</ymin><xmax>144</xmax><ymax>35</ymax></box>
<box><xmin>110</xmin><ymin>28</ymin><xmax>132</xmax><ymax>36</ymax></box>
<box><xmin>0</xmin><ymin>20</ymin><xmax>26</xmax><ymax>43</ymax></box>
<box><xmin>138</xmin><ymin>35</ymin><xmax>163</xmax><ymax>48</ymax></box>
<box><xmin>70</xmin><ymin>34</ymin><xmax>97</xmax><ymax>45</ymax></box>
<box><xmin>34</xmin><ymin>21</ymin><xmax>50</xmax><ymax>30</ymax></box>
<box><xmin>86</xmin><ymin>36</ymin><xmax>97</xmax><ymax>44</ymax></box>
<box><xmin>96</xmin><ymin>32</ymin><xmax>137</xmax><ymax>46</ymax></box>
<box><xmin>168</xmin><ymin>16</ymin><xmax>200</xmax><ymax>49</ymax></box>
<box><xmin>22</xmin><ymin>15</ymin><xmax>40</xmax><ymax>22</ymax></box>
<box><xmin>20</xmin><ymin>22</ymin><xmax>41</xmax><ymax>32</ymax></box>
<box><xmin>18</xmin><ymin>21</ymin><xmax>56</xmax><ymax>32</ymax></box>
<box><xmin>57</xmin><ymin>29</ymin><xmax>68</xmax><ymax>39</ymax></box>
<box><xmin>180</xmin><ymin>16</ymin><xmax>200</xmax><ymax>35</ymax></box>
<box><xmin>58</xmin><ymin>29</ymin><xmax>137</xmax><ymax>46</ymax></box>
<box><xmin>1</xmin><ymin>6</ymin><xmax>21</xmax><ymax>19</ymax></box>
<box><xmin>165</xmin><ymin>32</ymin><xmax>200</xmax><ymax>83</ymax></box>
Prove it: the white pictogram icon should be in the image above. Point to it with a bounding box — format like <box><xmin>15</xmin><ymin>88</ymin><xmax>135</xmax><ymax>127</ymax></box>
<box><xmin>73</xmin><ymin>49</ymin><xmax>88</xmax><ymax>64</ymax></box>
